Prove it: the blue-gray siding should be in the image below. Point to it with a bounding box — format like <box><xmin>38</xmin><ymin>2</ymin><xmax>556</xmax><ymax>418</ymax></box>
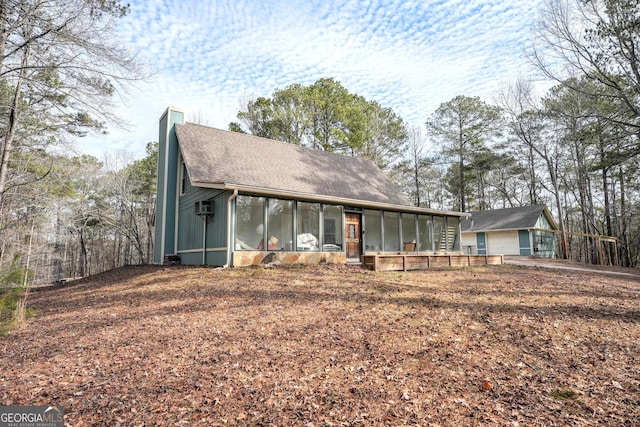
<box><xmin>176</xmin><ymin>175</ymin><xmax>229</xmax><ymax>265</ymax></box>
<box><xmin>154</xmin><ymin>108</ymin><xmax>184</xmax><ymax>263</ymax></box>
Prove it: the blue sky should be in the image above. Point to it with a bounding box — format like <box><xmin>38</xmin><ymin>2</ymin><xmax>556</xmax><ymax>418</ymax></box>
<box><xmin>80</xmin><ymin>0</ymin><xmax>546</xmax><ymax>159</ymax></box>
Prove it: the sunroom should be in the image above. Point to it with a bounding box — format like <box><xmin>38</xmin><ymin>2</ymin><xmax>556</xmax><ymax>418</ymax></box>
<box><xmin>234</xmin><ymin>196</ymin><xmax>345</xmax><ymax>253</ymax></box>
<box><xmin>232</xmin><ymin>195</ymin><xmax>462</xmax><ymax>265</ymax></box>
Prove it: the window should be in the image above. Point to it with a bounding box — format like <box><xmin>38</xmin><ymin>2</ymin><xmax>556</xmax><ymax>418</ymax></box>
<box><xmin>180</xmin><ymin>161</ymin><xmax>188</xmax><ymax>195</ymax></box>
<box><xmin>364</xmin><ymin>210</ymin><xmax>381</xmax><ymax>251</ymax></box>
<box><xmin>235</xmin><ymin>195</ymin><xmax>264</xmax><ymax>250</ymax></box>
<box><xmin>266</xmin><ymin>198</ymin><xmax>293</xmax><ymax>251</ymax></box>
<box><xmin>401</xmin><ymin>213</ymin><xmax>417</xmax><ymax>251</ymax></box>
<box><xmin>418</xmin><ymin>215</ymin><xmax>433</xmax><ymax>252</ymax></box>
<box><xmin>297</xmin><ymin>202</ymin><xmax>320</xmax><ymax>251</ymax></box>
<box><xmin>383</xmin><ymin>212</ymin><xmax>400</xmax><ymax>251</ymax></box>
<box><xmin>323</xmin><ymin>205</ymin><xmax>343</xmax><ymax>251</ymax></box>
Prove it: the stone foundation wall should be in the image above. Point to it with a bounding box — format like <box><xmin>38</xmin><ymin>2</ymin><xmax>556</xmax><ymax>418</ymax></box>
<box><xmin>233</xmin><ymin>251</ymin><xmax>347</xmax><ymax>267</ymax></box>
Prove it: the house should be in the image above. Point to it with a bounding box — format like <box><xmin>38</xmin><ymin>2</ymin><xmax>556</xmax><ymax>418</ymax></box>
<box><xmin>153</xmin><ymin>107</ymin><xmax>488</xmax><ymax>268</ymax></box>
<box><xmin>461</xmin><ymin>205</ymin><xmax>558</xmax><ymax>258</ymax></box>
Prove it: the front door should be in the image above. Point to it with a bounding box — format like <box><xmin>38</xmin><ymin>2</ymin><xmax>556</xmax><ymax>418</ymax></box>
<box><xmin>518</xmin><ymin>230</ymin><xmax>532</xmax><ymax>256</ymax></box>
<box><xmin>476</xmin><ymin>232</ymin><xmax>487</xmax><ymax>255</ymax></box>
<box><xmin>345</xmin><ymin>213</ymin><xmax>361</xmax><ymax>261</ymax></box>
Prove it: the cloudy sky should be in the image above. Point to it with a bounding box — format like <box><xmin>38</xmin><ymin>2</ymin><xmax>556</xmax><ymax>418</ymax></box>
<box><xmin>81</xmin><ymin>0</ymin><xmax>547</xmax><ymax>159</ymax></box>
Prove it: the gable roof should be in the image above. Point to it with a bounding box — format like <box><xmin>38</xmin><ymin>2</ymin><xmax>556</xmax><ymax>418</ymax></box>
<box><xmin>175</xmin><ymin>123</ymin><xmax>465</xmax><ymax>216</ymax></box>
<box><xmin>461</xmin><ymin>205</ymin><xmax>557</xmax><ymax>232</ymax></box>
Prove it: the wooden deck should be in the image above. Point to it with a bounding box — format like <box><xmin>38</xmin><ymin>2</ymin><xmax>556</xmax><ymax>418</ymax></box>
<box><xmin>362</xmin><ymin>253</ymin><xmax>503</xmax><ymax>271</ymax></box>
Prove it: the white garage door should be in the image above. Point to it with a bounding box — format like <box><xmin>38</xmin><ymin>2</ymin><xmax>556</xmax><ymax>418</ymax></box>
<box><xmin>487</xmin><ymin>231</ymin><xmax>520</xmax><ymax>255</ymax></box>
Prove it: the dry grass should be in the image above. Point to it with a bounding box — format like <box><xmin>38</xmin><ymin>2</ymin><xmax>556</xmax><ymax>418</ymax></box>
<box><xmin>1</xmin><ymin>264</ymin><xmax>639</xmax><ymax>426</ymax></box>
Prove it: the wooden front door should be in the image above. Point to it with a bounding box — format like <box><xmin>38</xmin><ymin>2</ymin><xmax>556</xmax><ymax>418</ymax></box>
<box><xmin>345</xmin><ymin>213</ymin><xmax>361</xmax><ymax>261</ymax></box>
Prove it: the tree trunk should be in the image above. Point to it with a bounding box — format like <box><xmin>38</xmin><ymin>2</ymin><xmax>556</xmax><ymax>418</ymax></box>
<box><xmin>459</xmin><ymin>148</ymin><xmax>465</xmax><ymax>212</ymax></box>
<box><xmin>528</xmin><ymin>145</ymin><xmax>537</xmax><ymax>205</ymax></box>
<box><xmin>599</xmin><ymin>138</ymin><xmax>615</xmax><ymax>263</ymax></box>
<box><xmin>79</xmin><ymin>230</ymin><xmax>87</xmax><ymax>277</ymax></box>
<box><xmin>0</xmin><ymin>1</ymin><xmax>8</xmax><ymax>72</ymax></box>
<box><xmin>546</xmin><ymin>148</ymin><xmax>567</xmax><ymax>259</ymax></box>
<box><xmin>618</xmin><ymin>166</ymin><xmax>631</xmax><ymax>267</ymax></box>
<box><xmin>0</xmin><ymin>46</ymin><xmax>28</xmax><ymax>205</ymax></box>
<box><xmin>413</xmin><ymin>158</ymin><xmax>421</xmax><ymax>207</ymax></box>
<box><xmin>146</xmin><ymin>199</ymin><xmax>154</xmax><ymax>264</ymax></box>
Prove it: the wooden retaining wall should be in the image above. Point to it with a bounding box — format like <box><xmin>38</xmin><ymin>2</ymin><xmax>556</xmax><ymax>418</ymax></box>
<box><xmin>362</xmin><ymin>254</ymin><xmax>503</xmax><ymax>271</ymax></box>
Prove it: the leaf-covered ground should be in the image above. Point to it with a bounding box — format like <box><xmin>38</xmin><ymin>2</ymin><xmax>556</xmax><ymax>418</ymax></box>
<box><xmin>1</xmin><ymin>264</ymin><xmax>639</xmax><ymax>426</ymax></box>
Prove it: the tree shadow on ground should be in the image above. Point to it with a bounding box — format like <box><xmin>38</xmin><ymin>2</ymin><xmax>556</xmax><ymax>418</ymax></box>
<box><xmin>21</xmin><ymin>264</ymin><xmax>640</xmax><ymax>346</ymax></box>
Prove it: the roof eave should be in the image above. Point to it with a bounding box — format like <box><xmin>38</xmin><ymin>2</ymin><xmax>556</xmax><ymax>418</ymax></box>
<box><xmin>191</xmin><ymin>180</ymin><xmax>469</xmax><ymax>218</ymax></box>
<box><xmin>462</xmin><ymin>227</ymin><xmax>537</xmax><ymax>233</ymax></box>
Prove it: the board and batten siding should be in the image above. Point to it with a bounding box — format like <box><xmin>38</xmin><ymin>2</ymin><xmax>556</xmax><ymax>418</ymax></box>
<box><xmin>536</xmin><ymin>213</ymin><xmax>553</xmax><ymax>229</ymax></box>
<box><xmin>176</xmin><ymin>169</ymin><xmax>229</xmax><ymax>265</ymax></box>
<box><xmin>533</xmin><ymin>212</ymin><xmax>556</xmax><ymax>258</ymax></box>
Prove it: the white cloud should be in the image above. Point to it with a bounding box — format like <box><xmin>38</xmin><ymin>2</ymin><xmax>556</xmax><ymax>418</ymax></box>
<box><xmin>76</xmin><ymin>0</ymin><xmax>547</xmax><ymax>160</ymax></box>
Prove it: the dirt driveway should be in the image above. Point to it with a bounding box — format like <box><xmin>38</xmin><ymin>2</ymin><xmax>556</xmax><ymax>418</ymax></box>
<box><xmin>504</xmin><ymin>255</ymin><xmax>640</xmax><ymax>279</ymax></box>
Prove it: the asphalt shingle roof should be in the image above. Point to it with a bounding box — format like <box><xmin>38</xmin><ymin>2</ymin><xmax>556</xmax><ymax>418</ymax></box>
<box><xmin>175</xmin><ymin>123</ymin><xmax>414</xmax><ymax>207</ymax></box>
<box><xmin>461</xmin><ymin>205</ymin><xmax>553</xmax><ymax>232</ymax></box>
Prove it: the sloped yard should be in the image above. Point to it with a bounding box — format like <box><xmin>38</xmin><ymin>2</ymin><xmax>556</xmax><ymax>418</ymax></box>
<box><xmin>1</xmin><ymin>264</ymin><xmax>639</xmax><ymax>426</ymax></box>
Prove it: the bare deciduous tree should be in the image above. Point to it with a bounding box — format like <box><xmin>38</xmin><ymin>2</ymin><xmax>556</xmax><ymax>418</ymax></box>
<box><xmin>0</xmin><ymin>0</ymin><xmax>145</xmax><ymax>206</ymax></box>
<box><xmin>530</xmin><ymin>0</ymin><xmax>640</xmax><ymax>133</ymax></box>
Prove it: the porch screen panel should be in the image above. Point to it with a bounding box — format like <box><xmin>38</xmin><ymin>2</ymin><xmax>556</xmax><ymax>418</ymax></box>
<box><xmin>447</xmin><ymin>217</ymin><xmax>461</xmax><ymax>252</ymax></box>
<box><xmin>401</xmin><ymin>213</ymin><xmax>417</xmax><ymax>251</ymax></box>
<box><xmin>433</xmin><ymin>216</ymin><xmax>445</xmax><ymax>252</ymax></box>
<box><xmin>418</xmin><ymin>215</ymin><xmax>433</xmax><ymax>252</ymax></box>
<box><xmin>297</xmin><ymin>202</ymin><xmax>320</xmax><ymax>251</ymax></box>
<box><xmin>323</xmin><ymin>205</ymin><xmax>343</xmax><ymax>251</ymax></box>
<box><xmin>235</xmin><ymin>195</ymin><xmax>264</xmax><ymax>250</ymax></box>
<box><xmin>383</xmin><ymin>212</ymin><xmax>400</xmax><ymax>252</ymax></box>
<box><xmin>363</xmin><ymin>210</ymin><xmax>381</xmax><ymax>252</ymax></box>
<box><xmin>267</xmin><ymin>198</ymin><xmax>293</xmax><ymax>250</ymax></box>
